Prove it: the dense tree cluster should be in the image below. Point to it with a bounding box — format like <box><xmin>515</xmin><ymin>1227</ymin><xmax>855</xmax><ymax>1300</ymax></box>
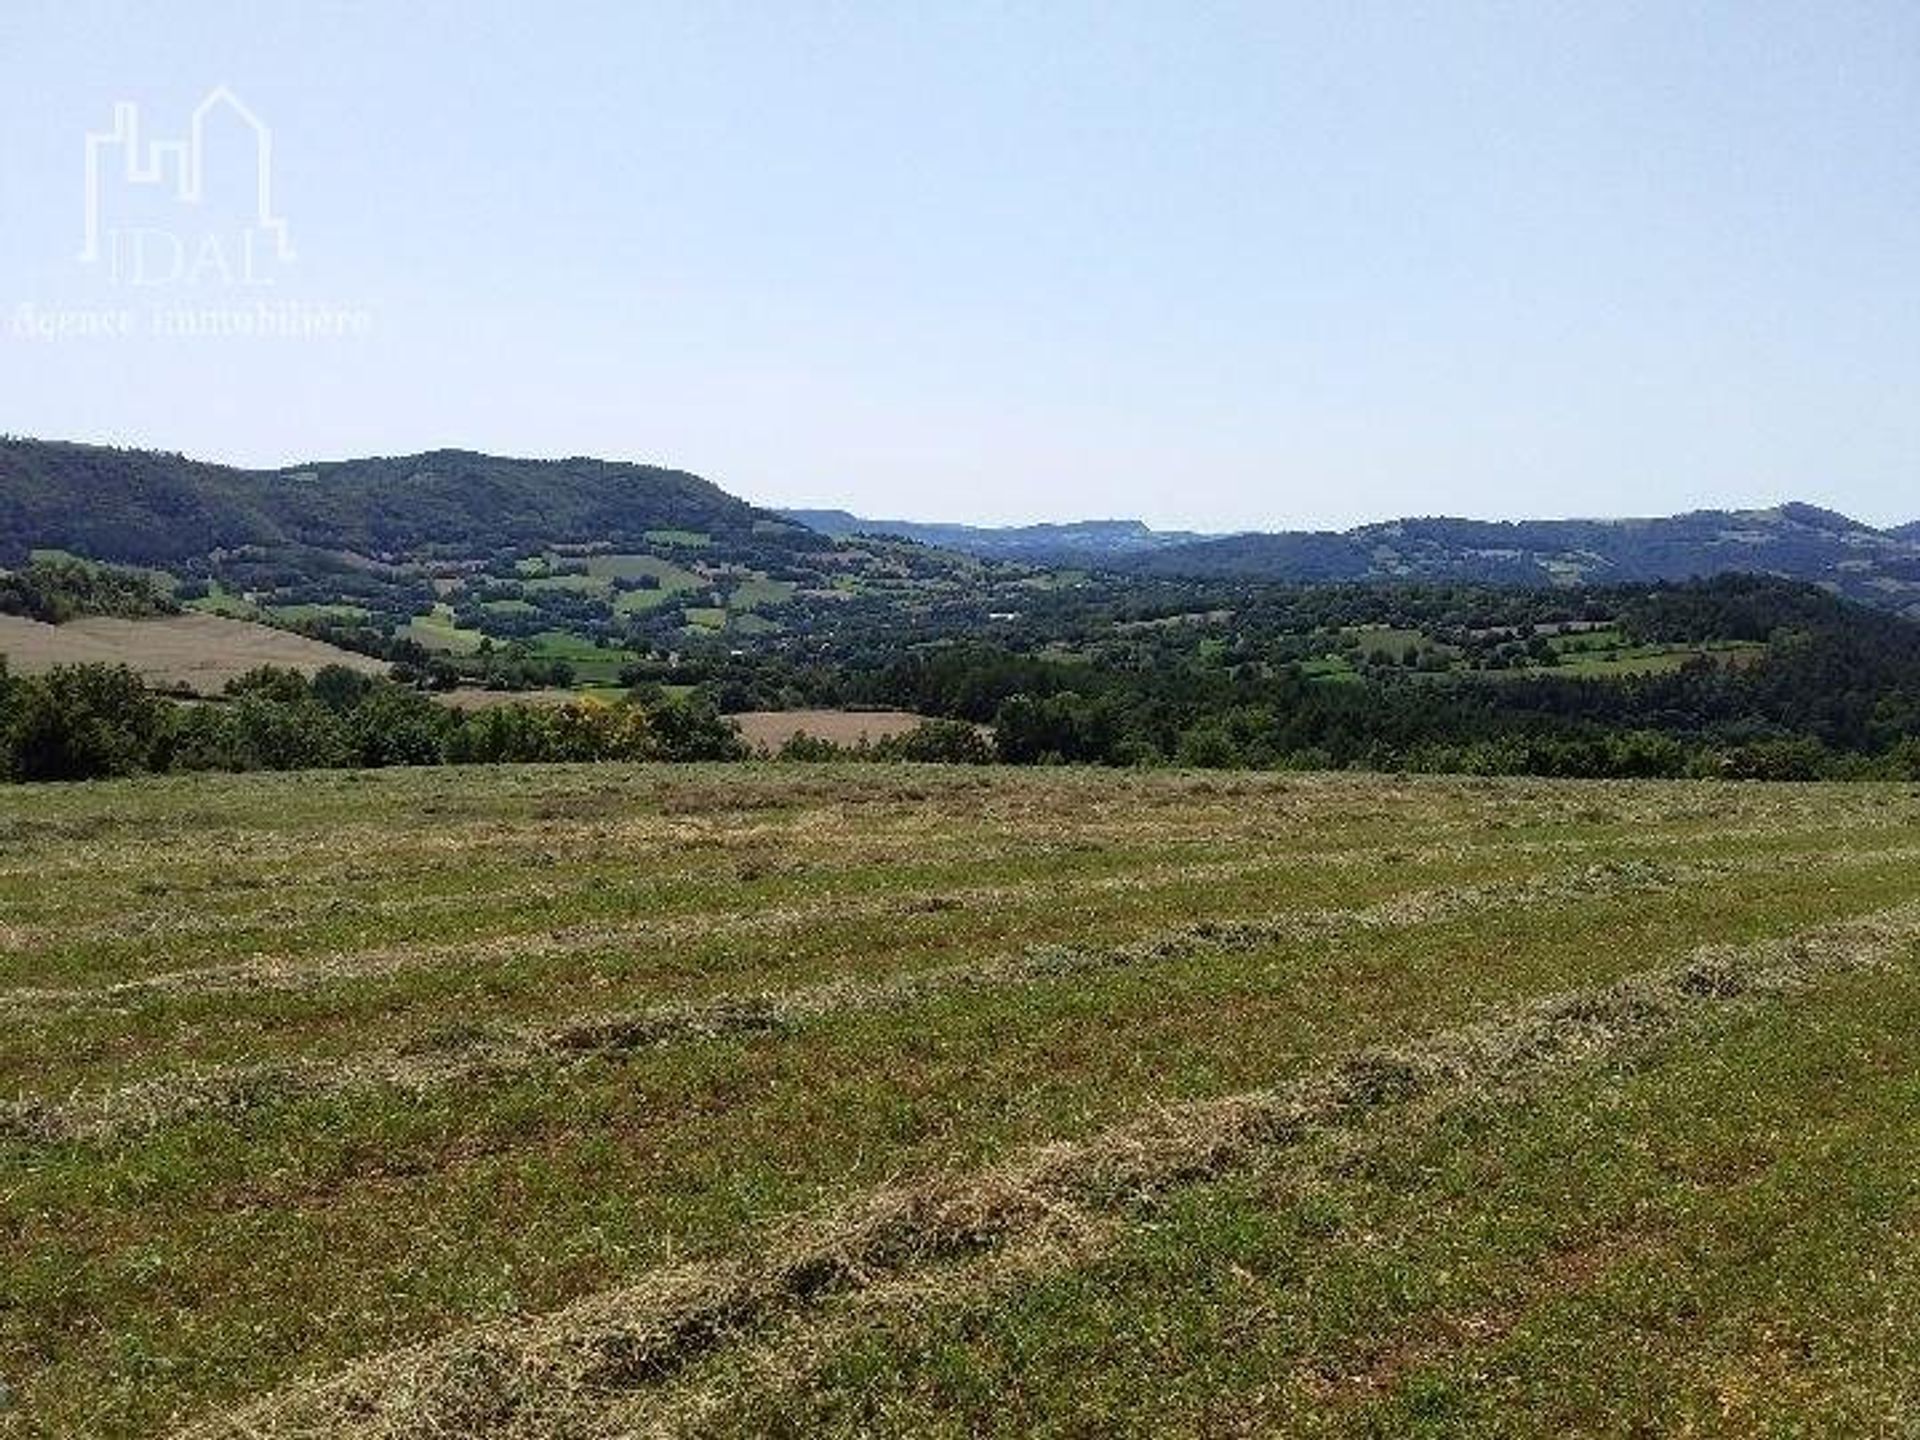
<box><xmin>0</xmin><ymin>439</ymin><xmax>825</xmax><ymax>568</ymax></box>
<box><xmin>0</xmin><ymin>664</ymin><xmax>744</xmax><ymax>782</ymax></box>
<box><xmin>691</xmin><ymin>577</ymin><xmax>1920</xmax><ymax>780</ymax></box>
<box><xmin>0</xmin><ymin>559</ymin><xmax>177</xmax><ymax>623</ymax></box>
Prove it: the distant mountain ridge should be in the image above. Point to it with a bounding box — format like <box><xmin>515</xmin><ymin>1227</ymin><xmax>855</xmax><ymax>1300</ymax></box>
<box><xmin>1126</xmin><ymin>502</ymin><xmax>1920</xmax><ymax>615</ymax></box>
<box><xmin>785</xmin><ymin>498</ymin><xmax>1920</xmax><ymax>615</ymax></box>
<box><xmin>779</xmin><ymin>510</ymin><xmax>1213</xmax><ymax>564</ymax></box>
<box><xmin>3</xmin><ymin>439</ymin><xmax>1916</xmax><ymax>618</ymax></box>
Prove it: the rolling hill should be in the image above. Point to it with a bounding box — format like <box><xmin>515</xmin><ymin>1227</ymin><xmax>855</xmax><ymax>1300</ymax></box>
<box><xmin>1129</xmin><ymin>503</ymin><xmax>1920</xmax><ymax>614</ymax></box>
<box><xmin>6</xmin><ymin>440</ymin><xmax>1918</xmax><ymax>647</ymax></box>
<box><xmin>0</xmin><ymin>438</ymin><xmax>823</xmax><ymax>568</ymax></box>
<box><xmin>780</xmin><ymin>510</ymin><xmax>1214</xmax><ymax>564</ymax></box>
<box><xmin>784</xmin><ymin>500</ymin><xmax>1920</xmax><ymax>615</ymax></box>
<box><xmin>0</xmin><ymin>439</ymin><xmax>1038</xmax><ymax>676</ymax></box>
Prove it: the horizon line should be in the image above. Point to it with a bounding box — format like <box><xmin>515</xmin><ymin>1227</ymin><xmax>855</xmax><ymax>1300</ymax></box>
<box><xmin>5</xmin><ymin>432</ymin><xmax>1912</xmax><ymax>537</ymax></box>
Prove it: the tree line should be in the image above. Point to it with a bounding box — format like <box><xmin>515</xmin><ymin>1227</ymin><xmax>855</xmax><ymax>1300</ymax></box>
<box><xmin>0</xmin><ymin>558</ymin><xmax>177</xmax><ymax>623</ymax></box>
<box><xmin>0</xmin><ymin>663</ymin><xmax>745</xmax><ymax>782</ymax></box>
<box><xmin>4</xmin><ymin>576</ymin><xmax>1918</xmax><ymax>784</ymax></box>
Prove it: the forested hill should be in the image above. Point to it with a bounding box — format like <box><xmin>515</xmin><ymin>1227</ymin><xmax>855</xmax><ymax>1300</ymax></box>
<box><xmin>6</xmin><ymin>437</ymin><xmax>1917</xmax><ymax>627</ymax></box>
<box><xmin>0</xmin><ymin>438</ymin><xmax>826</xmax><ymax>568</ymax></box>
<box><xmin>1130</xmin><ymin>504</ymin><xmax>1920</xmax><ymax>614</ymax></box>
<box><xmin>784</xmin><ymin>499</ymin><xmax>1920</xmax><ymax>615</ymax></box>
<box><xmin>780</xmin><ymin>510</ymin><xmax>1213</xmax><ymax>563</ymax></box>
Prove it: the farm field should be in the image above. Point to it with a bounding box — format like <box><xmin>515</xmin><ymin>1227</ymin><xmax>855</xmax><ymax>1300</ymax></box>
<box><xmin>730</xmin><ymin>709</ymin><xmax>936</xmax><ymax>751</ymax></box>
<box><xmin>4</xmin><ymin>765</ymin><xmax>1920</xmax><ymax>1436</ymax></box>
<box><xmin>0</xmin><ymin>613</ymin><xmax>385</xmax><ymax>693</ymax></box>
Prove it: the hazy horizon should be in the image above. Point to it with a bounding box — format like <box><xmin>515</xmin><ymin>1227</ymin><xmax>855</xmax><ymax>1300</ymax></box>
<box><xmin>2</xmin><ymin>3</ymin><xmax>1915</xmax><ymax>530</ymax></box>
<box><xmin>11</xmin><ymin>429</ymin><xmax>1916</xmax><ymax>535</ymax></box>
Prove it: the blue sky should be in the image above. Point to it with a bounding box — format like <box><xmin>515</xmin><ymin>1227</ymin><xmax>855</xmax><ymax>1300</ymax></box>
<box><xmin>1</xmin><ymin>1</ymin><xmax>1914</xmax><ymax>528</ymax></box>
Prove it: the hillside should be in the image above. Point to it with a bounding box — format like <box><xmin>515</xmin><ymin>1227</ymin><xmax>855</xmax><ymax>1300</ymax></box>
<box><xmin>9</xmin><ymin>766</ymin><xmax>1920</xmax><ymax>1435</ymax></box>
<box><xmin>781</xmin><ymin>509</ymin><xmax>1214</xmax><ymax>563</ymax></box>
<box><xmin>0</xmin><ymin>439</ymin><xmax>1037</xmax><ymax>678</ymax></box>
<box><xmin>1131</xmin><ymin>503</ymin><xmax>1920</xmax><ymax>614</ymax></box>
<box><xmin>8</xmin><ymin>439</ymin><xmax>1916</xmax><ymax>627</ymax></box>
<box><xmin>783</xmin><ymin>499</ymin><xmax>1920</xmax><ymax>616</ymax></box>
<box><xmin>0</xmin><ymin>439</ymin><xmax>818</xmax><ymax>568</ymax></box>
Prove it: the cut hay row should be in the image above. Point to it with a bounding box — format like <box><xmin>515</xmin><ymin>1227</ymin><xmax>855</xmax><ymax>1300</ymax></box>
<box><xmin>0</xmin><ymin>818</ymin><xmax>1424</xmax><ymax>960</ymax></box>
<box><xmin>4</xmin><ymin>766</ymin><xmax>1906</xmax><ymax>896</ymax></box>
<box><xmin>177</xmin><ymin>900</ymin><xmax>1920</xmax><ymax>1440</ymax></box>
<box><xmin>0</xmin><ymin>794</ymin><xmax>1554</xmax><ymax>952</ymax></box>
<box><xmin>0</xmin><ymin>776</ymin><xmax>1308</xmax><ymax>881</ymax></box>
<box><xmin>12</xmin><ymin>823</ymin><xmax>1911</xmax><ymax>1011</ymax></box>
<box><xmin>0</xmin><ymin>856</ymin><xmax>1304</xmax><ymax>1009</ymax></box>
<box><xmin>0</xmin><ymin>850</ymin><xmax>1833</xmax><ymax>1144</ymax></box>
<box><xmin>4</xmin><ymin>840</ymin><xmax>1435</xmax><ymax>1005</ymax></box>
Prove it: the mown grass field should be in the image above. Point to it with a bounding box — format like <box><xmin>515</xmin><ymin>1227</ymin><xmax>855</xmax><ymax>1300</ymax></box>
<box><xmin>0</xmin><ymin>614</ymin><xmax>384</xmax><ymax>694</ymax></box>
<box><xmin>4</xmin><ymin>765</ymin><xmax>1920</xmax><ymax>1437</ymax></box>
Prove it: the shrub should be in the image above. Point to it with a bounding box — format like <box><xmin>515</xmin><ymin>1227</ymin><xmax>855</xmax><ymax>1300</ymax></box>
<box><xmin>348</xmin><ymin>684</ymin><xmax>453</xmax><ymax>767</ymax></box>
<box><xmin>2</xmin><ymin>664</ymin><xmax>167</xmax><ymax>781</ymax></box>
<box><xmin>886</xmin><ymin>719</ymin><xmax>994</xmax><ymax>765</ymax></box>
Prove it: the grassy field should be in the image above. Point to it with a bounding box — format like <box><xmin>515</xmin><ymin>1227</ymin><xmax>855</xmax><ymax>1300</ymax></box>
<box><xmin>4</xmin><ymin>765</ymin><xmax>1920</xmax><ymax>1437</ymax></box>
<box><xmin>401</xmin><ymin>604</ymin><xmax>487</xmax><ymax>656</ymax></box>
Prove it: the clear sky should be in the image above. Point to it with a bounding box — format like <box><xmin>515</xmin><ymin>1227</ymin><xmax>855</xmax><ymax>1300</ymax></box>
<box><xmin>1</xmin><ymin>2</ymin><xmax>1914</xmax><ymax>529</ymax></box>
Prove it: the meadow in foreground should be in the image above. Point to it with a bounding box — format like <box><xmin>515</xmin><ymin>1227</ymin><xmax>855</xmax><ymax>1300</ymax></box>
<box><xmin>3</xmin><ymin>764</ymin><xmax>1918</xmax><ymax>1437</ymax></box>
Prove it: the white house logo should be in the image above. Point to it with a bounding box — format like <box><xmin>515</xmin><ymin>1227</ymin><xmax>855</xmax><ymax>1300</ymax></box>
<box><xmin>80</xmin><ymin>86</ymin><xmax>294</xmax><ymax>287</ymax></box>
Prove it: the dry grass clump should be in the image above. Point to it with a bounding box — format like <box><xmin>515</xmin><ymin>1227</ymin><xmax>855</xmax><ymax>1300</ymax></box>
<box><xmin>179</xmin><ymin>901</ymin><xmax>1920</xmax><ymax>1439</ymax></box>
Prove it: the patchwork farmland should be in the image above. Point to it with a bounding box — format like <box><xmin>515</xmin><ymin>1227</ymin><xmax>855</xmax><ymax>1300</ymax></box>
<box><xmin>5</xmin><ymin>766</ymin><xmax>1920</xmax><ymax>1436</ymax></box>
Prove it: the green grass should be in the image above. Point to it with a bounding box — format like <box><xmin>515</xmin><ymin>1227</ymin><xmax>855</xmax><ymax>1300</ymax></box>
<box><xmin>527</xmin><ymin>629</ymin><xmax>613</xmax><ymax>657</ymax></box>
<box><xmin>729</xmin><ymin>577</ymin><xmax>797</xmax><ymax>611</ymax></box>
<box><xmin>1344</xmin><ymin>624</ymin><xmax>1428</xmax><ymax>659</ymax></box>
<box><xmin>520</xmin><ymin>572</ymin><xmax>612</xmax><ymax>597</ymax></box>
<box><xmin>184</xmin><ymin>579</ymin><xmax>261</xmax><ymax>619</ymax></box>
<box><xmin>643</xmin><ymin>529</ymin><xmax>712</xmax><ymax>548</ymax></box>
<box><xmin>1547</xmin><ymin>640</ymin><xmax>1765</xmax><ymax>679</ymax></box>
<box><xmin>3</xmin><ymin>767</ymin><xmax>1919</xmax><ymax>1437</ymax></box>
<box><xmin>1300</xmin><ymin>654</ymin><xmax>1362</xmax><ymax>683</ymax></box>
<box><xmin>582</xmin><ymin>553</ymin><xmax>700</xmax><ymax>586</ymax></box>
<box><xmin>611</xmin><ymin>588</ymin><xmax>674</xmax><ymax>614</ymax></box>
<box><xmin>734</xmin><ymin>965</ymin><xmax>1920</xmax><ymax>1436</ymax></box>
<box><xmin>402</xmin><ymin>603</ymin><xmax>486</xmax><ymax>654</ymax></box>
<box><xmin>266</xmin><ymin>602</ymin><xmax>373</xmax><ymax>624</ymax></box>
<box><xmin>592</xmin><ymin>555</ymin><xmax>707</xmax><ymax>614</ymax></box>
<box><xmin>522</xmin><ymin>629</ymin><xmax>636</xmax><ymax>683</ymax></box>
<box><xmin>1305</xmin><ymin>624</ymin><xmax>1767</xmax><ymax>683</ymax></box>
